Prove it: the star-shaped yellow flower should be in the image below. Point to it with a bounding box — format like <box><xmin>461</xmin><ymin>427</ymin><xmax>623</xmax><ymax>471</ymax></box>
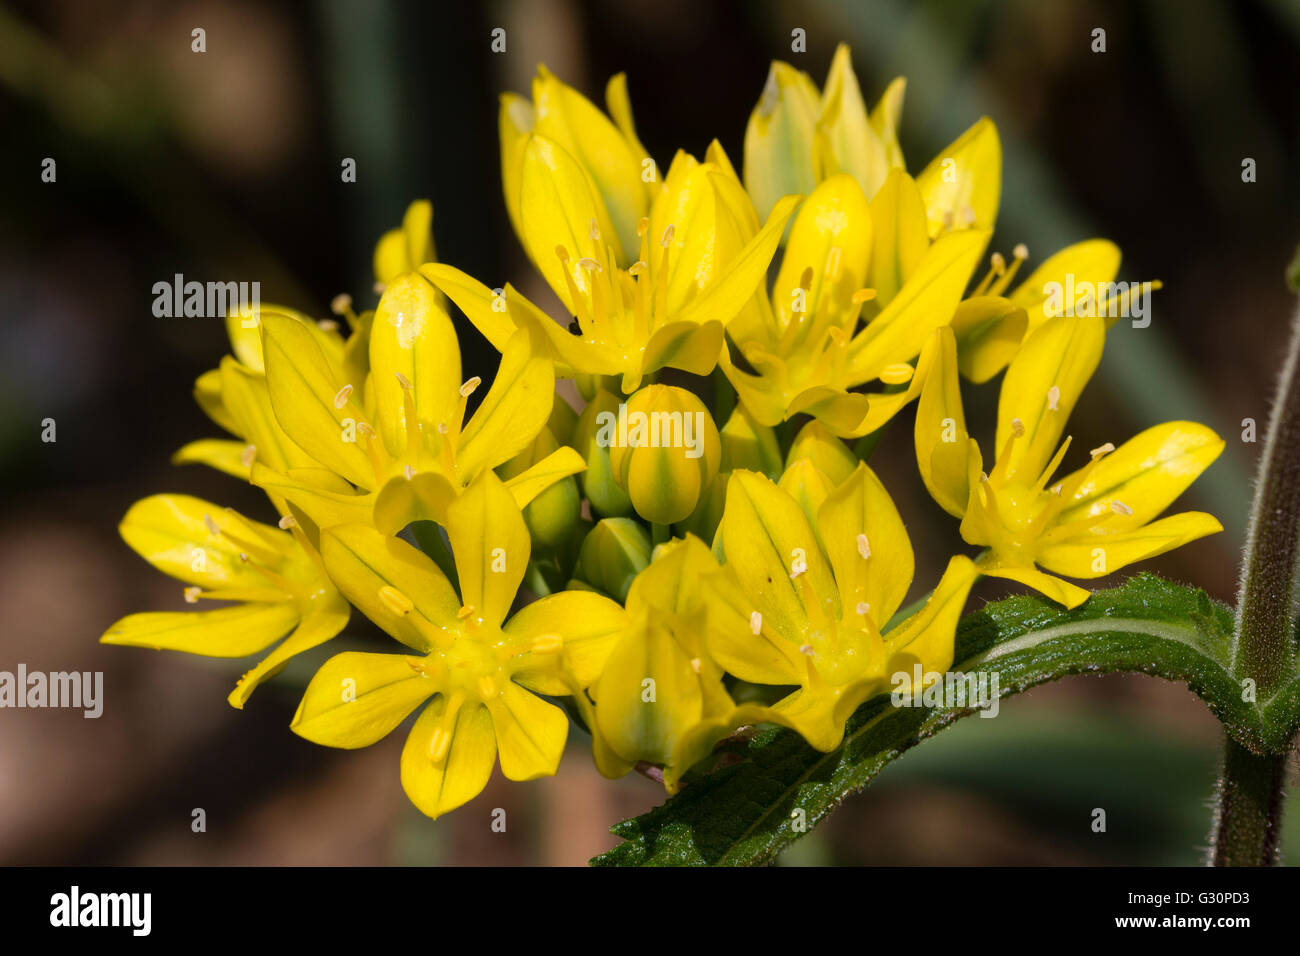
<box><xmin>915</xmin><ymin>317</ymin><xmax>1224</xmax><ymax>608</ymax></box>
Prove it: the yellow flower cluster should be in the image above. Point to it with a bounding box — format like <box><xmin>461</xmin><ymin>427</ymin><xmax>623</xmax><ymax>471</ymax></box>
<box><xmin>103</xmin><ymin>47</ymin><xmax>1223</xmax><ymax>818</ymax></box>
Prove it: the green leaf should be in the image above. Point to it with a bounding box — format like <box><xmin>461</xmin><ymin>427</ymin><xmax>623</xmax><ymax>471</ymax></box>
<box><xmin>592</xmin><ymin>573</ymin><xmax>1300</xmax><ymax>867</ymax></box>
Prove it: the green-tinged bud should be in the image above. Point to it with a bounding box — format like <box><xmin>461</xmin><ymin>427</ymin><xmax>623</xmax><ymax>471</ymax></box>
<box><xmin>744</xmin><ymin>61</ymin><xmax>820</xmax><ymax>223</ymax></box>
<box><xmin>786</xmin><ymin>420</ymin><xmax>858</xmax><ymax>485</ymax></box>
<box><xmin>574</xmin><ymin>388</ymin><xmax>633</xmax><ymax>517</ymax></box>
<box><xmin>576</xmin><ymin>517</ymin><xmax>651</xmax><ymax>603</ymax></box>
<box><xmin>720</xmin><ymin>404</ymin><xmax>782</xmax><ymax>477</ymax></box>
<box><xmin>497</xmin><ymin>427</ymin><xmax>580</xmax><ymax>548</ymax></box>
<box><xmin>608</xmin><ymin>385</ymin><xmax>722</xmax><ymax>525</ymax></box>
<box><xmin>548</xmin><ymin>393</ymin><xmax>580</xmax><ymax>448</ymax></box>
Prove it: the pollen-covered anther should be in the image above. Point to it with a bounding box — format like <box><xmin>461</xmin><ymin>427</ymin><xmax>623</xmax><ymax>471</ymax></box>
<box><xmin>1013</xmin><ymin>243</ymin><xmax>1029</xmax><ymax>260</ymax></box>
<box><xmin>1111</xmin><ymin>500</ymin><xmax>1134</xmax><ymax>516</ymax></box>
<box><xmin>203</xmin><ymin>514</ymin><xmax>221</xmax><ymax>536</ymax></box>
<box><xmin>237</xmin><ymin>552</ymin><xmax>250</xmax><ymax>563</ymax></box>
<box><xmin>554</xmin><ymin>244</ymin><xmax>571</xmax><ymax>264</ymax></box>
<box><xmin>394</xmin><ymin>371</ymin><xmax>413</xmax><ymax>391</ymax></box>
<box><xmin>851</xmin><ymin>288</ymin><xmax>877</xmax><ymax>305</ymax></box>
<box><xmin>628</xmin><ymin>260</ymin><xmax>648</xmax><ymax>277</ymax></box>
<box><xmin>959</xmin><ymin>205</ymin><xmax>977</xmax><ymax>226</ymax></box>
<box><xmin>856</xmin><ymin>601</ymin><xmax>870</xmax><ymax>616</ymax></box>
<box><xmin>660</xmin><ymin>224</ymin><xmax>675</xmax><ymax>247</ymax></box>
<box><xmin>799</xmin><ymin>644</ymin><xmax>815</xmax><ymax>656</ymax></box>
<box><xmin>404</xmin><ymin>465</ymin><xmax>416</xmax><ymax>480</ymax></box>
<box><xmin>356</xmin><ymin>421</ymin><xmax>378</xmax><ymax>439</ymax></box>
<box><xmin>857</xmin><ymin>533</ymin><xmax>871</xmax><ymax>560</ymax></box>
<box><xmin>330</xmin><ymin>293</ymin><xmax>352</xmax><ymax>315</ymax></box>
<box><xmin>578</xmin><ymin>256</ymin><xmax>602</xmax><ymax>273</ymax></box>
<box><xmin>277</xmin><ymin>515</ymin><xmax>298</xmax><ymax>530</ymax></box>
<box><xmin>990</xmin><ymin>252</ymin><xmax>1006</xmax><ymax>273</ymax></box>
<box><xmin>1011</xmin><ymin>417</ymin><xmax>1026</xmax><ymax>438</ymax></box>
<box><xmin>378</xmin><ymin>585</ymin><xmax>414</xmax><ymax>616</ymax></box>
<box><xmin>333</xmin><ymin>384</ymin><xmax>353</xmax><ymax>409</ymax></box>
<box><xmin>530</xmin><ymin>634</ymin><xmax>563</xmax><ymax>654</ymax></box>
<box><xmin>240</xmin><ymin>444</ymin><xmax>257</xmax><ymax>467</ymax></box>
<box><xmin>183</xmin><ymin>587</ymin><xmax>201</xmax><ymax>604</ymax></box>
<box><xmin>1047</xmin><ymin>385</ymin><xmax>1061</xmax><ymax>412</ymax></box>
<box><xmin>459</xmin><ymin>376</ymin><xmax>482</xmax><ymax>398</ymax></box>
<box><xmin>436</xmin><ymin>423</ymin><xmax>450</xmax><ymax>435</ymax></box>
<box><xmin>636</xmin><ymin>217</ymin><xmax>650</xmax><ymax>237</ymax></box>
<box><xmin>1090</xmin><ymin>441</ymin><xmax>1116</xmax><ymax>459</ymax></box>
<box><xmin>589</xmin><ymin>217</ymin><xmax>600</xmax><ymax>241</ymax></box>
<box><xmin>879</xmin><ymin>363</ymin><xmax>914</xmax><ymax>386</ymax></box>
<box><xmin>749</xmin><ymin>611</ymin><xmax>762</xmax><ymax>635</ymax></box>
<box><xmin>689</xmin><ymin>658</ymin><xmax>702</xmax><ymax>675</ymax></box>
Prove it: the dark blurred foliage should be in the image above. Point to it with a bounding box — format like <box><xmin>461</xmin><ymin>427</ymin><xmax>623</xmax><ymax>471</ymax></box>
<box><xmin>0</xmin><ymin>0</ymin><xmax>1297</xmax><ymax>865</ymax></box>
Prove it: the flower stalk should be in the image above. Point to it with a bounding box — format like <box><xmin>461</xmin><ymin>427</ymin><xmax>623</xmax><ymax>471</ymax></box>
<box><xmin>1212</xmin><ymin>297</ymin><xmax>1300</xmax><ymax>866</ymax></box>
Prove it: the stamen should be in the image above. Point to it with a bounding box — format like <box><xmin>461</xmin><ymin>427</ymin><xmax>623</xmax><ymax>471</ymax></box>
<box><xmin>799</xmin><ymin>644</ymin><xmax>814</xmax><ymax>656</ymax></box>
<box><xmin>856</xmin><ymin>601</ymin><xmax>870</xmax><ymax>616</ymax></box>
<box><xmin>184</xmin><ymin>587</ymin><xmax>201</xmax><ymax>604</ymax></box>
<box><xmin>240</xmin><ymin>444</ymin><xmax>257</xmax><ymax>467</ymax></box>
<box><xmin>879</xmin><ymin>363</ymin><xmax>913</xmax><ymax>385</ymax></box>
<box><xmin>379</xmin><ymin>586</ymin><xmax>414</xmax><ymax>616</ymax></box>
<box><xmin>277</xmin><ymin>515</ymin><xmax>297</xmax><ymax>530</ymax></box>
<box><xmin>578</xmin><ymin>257</ymin><xmax>602</xmax><ymax>273</ymax></box>
<box><xmin>459</xmin><ymin>376</ymin><xmax>481</xmax><ymax>398</ymax></box>
<box><xmin>628</xmin><ymin>260</ymin><xmax>648</xmax><ymax>277</ymax></box>
<box><xmin>404</xmin><ymin>465</ymin><xmax>416</xmax><ymax>480</ymax></box>
<box><xmin>659</xmin><ymin>224</ymin><xmax>675</xmax><ymax>247</ymax></box>
<box><xmin>318</xmin><ymin>319</ymin><xmax>339</xmax><ymax>333</ymax></box>
<box><xmin>1090</xmin><ymin>442</ymin><xmax>1115</xmax><ymax>460</ymax></box>
<box><xmin>988</xmin><ymin>243</ymin><xmax>1029</xmax><ymax>296</ymax></box>
<box><xmin>203</xmin><ymin>514</ymin><xmax>221</xmax><ymax>536</ymax></box>
<box><xmin>330</xmin><ymin>293</ymin><xmax>352</xmax><ymax>316</ymax></box>
<box><xmin>333</xmin><ymin>384</ymin><xmax>353</xmax><ymax>409</ymax></box>
<box><xmin>750</xmin><ymin>611</ymin><xmax>762</xmax><ymax>635</ymax></box>
<box><xmin>394</xmin><ymin>371</ymin><xmax>412</xmax><ymax>391</ymax></box>
<box><xmin>1047</xmin><ymin>386</ymin><xmax>1061</xmax><ymax>412</ymax></box>
<box><xmin>1011</xmin><ymin>418</ymin><xmax>1026</xmax><ymax>437</ymax></box>
<box><xmin>857</xmin><ymin>533</ymin><xmax>871</xmax><ymax>560</ymax></box>
<box><xmin>689</xmin><ymin>658</ymin><xmax>702</xmax><ymax>674</ymax></box>
<box><xmin>356</xmin><ymin>421</ymin><xmax>378</xmax><ymax>439</ymax></box>
<box><xmin>589</xmin><ymin>218</ymin><xmax>600</xmax><ymax>241</ymax></box>
<box><xmin>1111</xmin><ymin>500</ymin><xmax>1133</xmax><ymax>516</ymax></box>
<box><xmin>457</xmin><ymin>605</ymin><xmax>475</xmax><ymax>620</ymax></box>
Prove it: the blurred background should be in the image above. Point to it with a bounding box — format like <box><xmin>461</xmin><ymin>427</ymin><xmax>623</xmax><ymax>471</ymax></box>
<box><xmin>1</xmin><ymin>0</ymin><xmax>1298</xmax><ymax>865</ymax></box>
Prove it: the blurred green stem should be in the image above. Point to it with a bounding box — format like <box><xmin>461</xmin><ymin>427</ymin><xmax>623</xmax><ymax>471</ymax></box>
<box><xmin>1212</xmin><ymin>299</ymin><xmax>1300</xmax><ymax>866</ymax></box>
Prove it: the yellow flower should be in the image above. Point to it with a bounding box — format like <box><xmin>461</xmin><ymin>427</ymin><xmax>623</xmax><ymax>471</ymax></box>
<box><xmin>583</xmin><ymin>535</ymin><xmax>777</xmax><ymax>792</ymax></box>
<box><xmin>606</xmin><ymin>385</ymin><xmax>722</xmax><ymax>525</ymax></box>
<box><xmin>373</xmin><ymin>199</ymin><xmax>438</xmax><ymax>288</ymax></box>
<box><xmin>721</xmin><ymin>172</ymin><xmax>991</xmax><ymax>436</ymax></box>
<box><xmin>424</xmin><ymin>66</ymin><xmax>800</xmax><ymax>393</ymax></box>
<box><xmin>706</xmin><ymin>466</ymin><xmax>978</xmax><ymax>751</ymax></box>
<box><xmin>248</xmin><ymin>272</ymin><xmax>582</xmax><ymax>535</ymax></box>
<box><xmin>101</xmin><ymin>495</ymin><xmax>349</xmax><ymax>708</ymax></box>
<box><xmin>915</xmin><ymin>317</ymin><xmax>1224</xmax><ymax>608</ymax></box>
<box><xmin>291</xmin><ymin>472</ymin><xmax>628</xmax><ymax>818</ymax></box>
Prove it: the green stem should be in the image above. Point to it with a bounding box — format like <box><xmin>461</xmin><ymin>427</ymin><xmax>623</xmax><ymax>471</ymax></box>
<box><xmin>1212</xmin><ymin>298</ymin><xmax>1300</xmax><ymax>865</ymax></box>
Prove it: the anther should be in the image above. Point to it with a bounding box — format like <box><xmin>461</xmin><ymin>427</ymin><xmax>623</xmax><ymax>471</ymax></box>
<box><xmin>660</xmin><ymin>224</ymin><xmax>675</xmax><ymax>247</ymax></box>
<box><xmin>318</xmin><ymin>319</ymin><xmax>339</xmax><ymax>333</ymax></box>
<box><xmin>1013</xmin><ymin>243</ymin><xmax>1029</xmax><ymax>260</ymax></box>
<box><xmin>436</xmin><ymin>423</ymin><xmax>449</xmax><ymax>435</ymax></box>
<box><xmin>240</xmin><ymin>444</ymin><xmax>257</xmax><ymax>467</ymax></box>
<box><xmin>799</xmin><ymin>644</ymin><xmax>815</xmax><ymax>656</ymax></box>
<box><xmin>750</xmin><ymin>611</ymin><xmax>762</xmax><ymax>635</ymax></box>
<box><xmin>277</xmin><ymin>515</ymin><xmax>298</xmax><ymax>530</ymax></box>
<box><xmin>356</xmin><ymin>421</ymin><xmax>378</xmax><ymax>439</ymax></box>
<box><xmin>628</xmin><ymin>260</ymin><xmax>648</xmax><ymax>277</ymax></box>
<box><xmin>1047</xmin><ymin>386</ymin><xmax>1061</xmax><ymax>412</ymax></box>
<box><xmin>1090</xmin><ymin>442</ymin><xmax>1115</xmax><ymax>459</ymax></box>
<box><xmin>857</xmin><ymin>533</ymin><xmax>871</xmax><ymax>560</ymax></box>
<box><xmin>378</xmin><ymin>586</ymin><xmax>414</xmax><ymax>616</ymax></box>
<box><xmin>184</xmin><ymin>587</ymin><xmax>201</xmax><ymax>604</ymax></box>
<box><xmin>459</xmin><ymin>376</ymin><xmax>482</xmax><ymax>398</ymax></box>
<box><xmin>879</xmin><ymin>363</ymin><xmax>914</xmax><ymax>385</ymax></box>
<box><xmin>203</xmin><ymin>514</ymin><xmax>221</xmax><ymax>536</ymax></box>
<box><xmin>394</xmin><ymin>371</ymin><xmax>412</xmax><ymax>391</ymax></box>
<box><xmin>578</xmin><ymin>257</ymin><xmax>602</xmax><ymax>273</ymax></box>
<box><xmin>589</xmin><ymin>218</ymin><xmax>600</xmax><ymax>241</ymax></box>
<box><xmin>333</xmin><ymin>384</ymin><xmax>353</xmax><ymax>409</ymax></box>
<box><xmin>330</xmin><ymin>293</ymin><xmax>352</xmax><ymax>315</ymax></box>
<box><xmin>852</xmin><ymin>288</ymin><xmax>877</xmax><ymax>305</ymax></box>
<box><xmin>689</xmin><ymin>658</ymin><xmax>702</xmax><ymax>674</ymax></box>
<box><xmin>404</xmin><ymin>465</ymin><xmax>416</xmax><ymax>480</ymax></box>
<box><xmin>856</xmin><ymin>601</ymin><xmax>870</xmax><ymax>616</ymax></box>
<box><xmin>990</xmin><ymin>252</ymin><xmax>1006</xmax><ymax>273</ymax></box>
<box><xmin>1011</xmin><ymin>418</ymin><xmax>1026</xmax><ymax>438</ymax></box>
<box><xmin>1110</xmin><ymin>500</ymin><xmax>1133</xmax><ymax>516</ymax></box>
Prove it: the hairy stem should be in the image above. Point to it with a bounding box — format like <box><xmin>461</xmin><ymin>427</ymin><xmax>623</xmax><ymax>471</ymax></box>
<box><xmin>1212</xmin><ymin>298</ymin><xmax>1300</xmax><ymax>865</ymax></box>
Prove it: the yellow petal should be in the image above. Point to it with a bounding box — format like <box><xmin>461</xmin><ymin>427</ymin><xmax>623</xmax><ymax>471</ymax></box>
<box><xmin>915</xmin><ymin>117</ymin><xmax>1001</xmax><ymax>238</ymax></box>
<box><xmin>194</xmin><ymin>367</ymin><xmax>238</xmax><ymax>435</ymax></box>
<box><xmin>1039</xmin><ymin>512</ymin><xmax>1223</xmax><ymax>579</ymax></box>
<box><xmin>291</xmin><ymin>650</ymin><xmax>434</xmax><ymax>748</ymax></box>
<box><xmin>867</xmin><ymin>168</ymin><xmax>929</xmax><ymax>305</ymax></box>
<box><xmin>172</xmin><ymin>439</ymin><xmax>250</xmax><ymax>480</ymax></box>
<box><xmin>950</xmin><ymin>295</ymin><xmax>1027</xmax><ymax>383</ymax></box>
<box><xmin>744</xmin><ymin>61</ymin><xmax>821</xmax><ymax>222</ymax></box>
<box><xmin>370</xmin><ymin>272</ymin><xmax>461</xmax><ymax>458</ymax></box>
<box><xmin>720</xmin><ymin>470</ymin><xmax>837</xmax><ymax>638</ymax></box>
<box><xmin>850</xmin><ymin>227</ymin><xmax>990</xmax><ymax>381</ymax></box>
<box><xmin>456</xmin><ymin>328</ymin><xmax>555</xmax><ymax>481</ymax></box>
<box><xmin>401</xmin><ymin>697</ymin><xmax>497</xmax><ymax>819</ymax></box>
<box><xmin>705</xmin><ymin>568</ymin><xmax>803</xmax><ymax>685</ymax></box>
<box><xmin>773</xmin><ymin>174</ymin><xmax>872</xmax><ymax>331</ymax></box>
<box><xmin>914</xmin><ymin>325</ymin><xmax>972</xmax><ymax>517</ymax></box>
<box><xmin>869</xmin><ymin>76</ymin><xmax>907</xmax><ymax>170</ymax></box>
<box><xmin>499</xmin><ymin>92</ymin><xmax>535</xmax><ymax>242</ymax></box>
<box><xmin>785</xmin><ymin>420</ymin><xmax>858</xmax><ymax>484</ymax></box>
<box><xmin>817</xmin><ymin>462</ymin><xmax>915</xmax><ymax>623</ymax></box>
<box><xmin>1054</xmin><ymin>422</ymin><xmax>1225</xmax><ymax>530</ymax></box>
<box><xmin>228</xmin><ymin>594</ymin><xmax>350</xmax><ymax>708</ymax></box>
<box><xmin>419</xmin><ymin>263</ymin><xmax>518</xmax><ymax>353</ymax></box>
<box><xmin>884</xmin><ymin>554</ymin><xmax>978</xmax><ymax>678</ymax></box>
<box><xmin>532</xmin><ymin>66</ymin><xmax>645</xmax><ymax>260</ymax></box>
<box><xmin>219</xmin><ymin>356</ymin><xmax>316</xmax><ymax>472</ymax></box>
<box><xmin>485</xmin><ymin>683</ymin><xmax>568</xmax><ymax>781</ymax></box>
<box><xmin>817</xmin><ymin>44</ymin><xmax>890</xmax><ymax>197</ymax></box>
<box><xmin>319</xmin><ymin>524</ymin><xmax>460</xmax><ymax>650</ymax></box>
<box><xmin>996</xmin><ymin>315</ymin><xmax>1105</xmax><ymax>485</ymax></box>
<box><xmin>785</xmin><ymin>386</ymin><xmax>873</xmax><ymax>436</ymax></box>
<box><xmin>372</xmin><ymin>471</ymin><xmax>458</xmax><ymax>535</ymax></box>
<box><xmin>507</xmin><ymin>589</ymin><xmax>630</xmax><ymax>694</ymax></box>
<box><xmin>261</xmin><ymin>311</ymin><xmax>374</xmax><ymax>488</ymax></box>
<box><xmin>1010</xmin><ymin>239</ymin><xmax>1122</xmax><ymax>333</ymax></box>
<box><xmin>979</xmin><ymin>560</ymin><xmax>1091</xmax><ymax>609</ymax></box>
<box><xmin>101</xmin><ymin>602</ymin><xmax>300</xmax><ymax>657</ymax></box>
<box><xmin>502</xmin><ymin>445</ymin><xmax>586</xmax><ymax>510</ymax></box>
<box><xmin>518</xmin><ymin>133</ymin><xmax>617</xmax><ymax>312</ymax></box>
<box><xmin>640</xmin><ymin>320</ymin><xmax>725</xmax><ymax>384</ymax></box>
<box><xmin>444</xmin><ymin>471</ymin><xmax>529</xmax><ymax>625</ymax></box>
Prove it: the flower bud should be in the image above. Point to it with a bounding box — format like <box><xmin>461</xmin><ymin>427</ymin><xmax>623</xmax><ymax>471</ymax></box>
<box><xmin>574</xmin><ymin>388</ymin><xmax>633</xmax><ymax>518</ymax></box>
<box><xmin>497</xmin><ymin>427</ymin><xmax>580</xmax><ymax>549</ymax></box>
<box><xmin>720</xmin><ymin>404</ymin><xmax>782</xmax><ymax>476</ymax></box>
<box><xmin>575</xmin><ymin>518</ymin><xmax>651</xmax><ymax>603</ymax></box>
<box><xmin>785</xmin><ymin>419</ymin><xmax>858</xmax><ymax>485</ymax></box>
<box><xmin>607</xmin><ymin>385</ymin><xmax>722</xmax><ymax>525</ymax></box>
